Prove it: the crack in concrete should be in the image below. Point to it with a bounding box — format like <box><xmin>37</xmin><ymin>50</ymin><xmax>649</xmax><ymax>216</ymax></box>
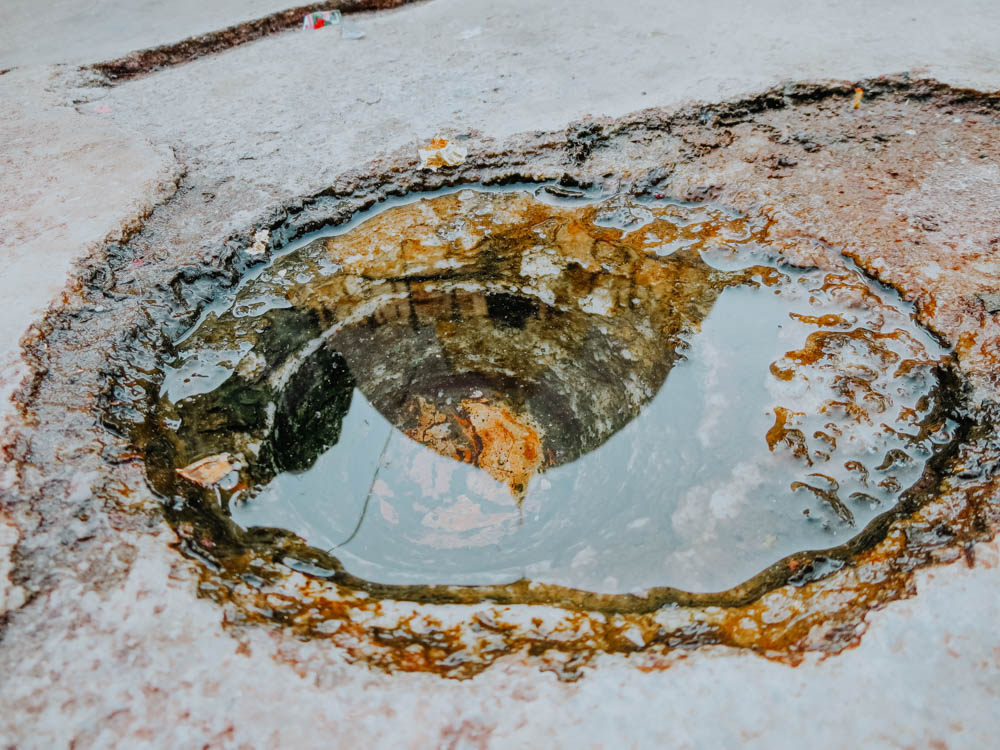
<box><xmin>91</xmin><ymin>0</ymin><xmax>429</xmax><ymax>82</ymax></box>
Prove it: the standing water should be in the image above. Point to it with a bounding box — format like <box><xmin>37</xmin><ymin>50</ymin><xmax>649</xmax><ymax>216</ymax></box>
<box><xmin>142</xmin><ymin>188</ymin><xmax>952</xmax><ymax>595</ymax></box>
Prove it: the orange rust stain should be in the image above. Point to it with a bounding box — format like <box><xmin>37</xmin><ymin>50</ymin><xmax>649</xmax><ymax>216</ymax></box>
<box><xmin>844</xmin><ymin>460</ymin><xmax>870</xmax><ymax>485</ymax></box>
<box><xmin>461</xmin><ymin>399</ymin><xmax>543</xmax><ymax>500</ymax></box>
<box><xmin>817</xmin><ymin>272</ymin><xmax>885</xmax><ymax>307</ymax></box>
<box><xmin>893</xmin><ymin>357</ymin><xmax>939</xmax><ymax>378</ymax></box>
<box><xmin>812</xmin><ymin>430</ymin><xmax>838</xmax><ymax>450</ymax></box>
<box><xmin>770</xmin><ymin>328</ymin><xmax>900</xmax><ymax>382</ymax></box>
<box><xmin>789</xmin><ymin>312</ymin><xmax>849</xmax><ymax>328</ymax></box>
<box><xmin>821</xmin><ymin>398</ymin><xmax>873</xmax><ymax>425</ymax></box>
<box><xmin>766</xmin><ymin>407</ymin><xmax>813</xmax><ymax>466</ymax></box>
<box><xmin>748</xmin><ymin>266</ymin><xmax>788</xmax><ymax>288</ymax></box>
<box><xmin>405</xmin><ymin>396</ymin><xmax>544</xmax><ymax>501</ymax></box>
<box><xmin>554</xmin><ymin>219</ymin><xmax>600</xmax><ymax>271</ymax></box>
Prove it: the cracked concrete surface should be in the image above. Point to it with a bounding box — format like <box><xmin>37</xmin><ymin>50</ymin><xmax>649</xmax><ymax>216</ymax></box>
<box><xmin>3</xmin><ymin>0</ymin><xmax>1000</xmax><ymax>747</ymax></box>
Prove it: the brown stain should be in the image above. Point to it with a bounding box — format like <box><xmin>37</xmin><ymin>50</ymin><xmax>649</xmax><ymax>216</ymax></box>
<box><xmin>770</xmin><ymin>328</ymin><xmax>901</xmax><ymax>382</ymax></box>
<box><xmin>789</xmin><ymin>312</ymin><xmax>850</xmax><ymax>328</ymax></box>
<box><xmin>766</xmin><ymin>407</ymin><xmax>812</xmax><ymax>465</ymax></box>
<box><xmin>403</xmin><ymin>396</ymin><xmax>544</xmax><ymax>501</ymax></box>
<box><xmin>791</xmin><ymin>475</ymin><xmax>855</xmax><ymax>526</ymax></box>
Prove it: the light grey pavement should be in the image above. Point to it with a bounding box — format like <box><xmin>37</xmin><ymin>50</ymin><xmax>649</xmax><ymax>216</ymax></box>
<box><xmin>2</xmin><ymin>1</ymin><xmax>1000</xmax><ymax>747</ymax></box>
<box><xmin>0</xmin><ymin>67</ymin><xmax>179</xmax><ymax>416</ymax></box>
<box><xmin>0</xmin><ymin>0</ymin><xmax>308</xmax><ymax>68</ymax></box>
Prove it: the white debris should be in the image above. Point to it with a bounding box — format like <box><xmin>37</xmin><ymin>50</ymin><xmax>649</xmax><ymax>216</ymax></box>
<box><xmin>621</xmin><ymin>627</ymin><xmax>646</xmax><ymax>647</ymax></box>
<box><xmin>579</xmin><ymin>287</ymin><xmax>614</xmax><ymax>315</ymax></box>
<box><xmin>341</xmin><ymin>21</ymin><xmax>366</xmax><ymax>40</ymax></box>
<box><xmin>419</xmin><ymin>137</ymin><xmax>468</xmax><ymax>170</ymax></box>
<box><xmin>248</xmin><ymin>228</ymin><xmax>269</xmax><ymax>256</ymax></box>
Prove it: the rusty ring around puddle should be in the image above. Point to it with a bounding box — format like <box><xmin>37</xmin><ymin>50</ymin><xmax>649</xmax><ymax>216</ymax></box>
<box><xmin>103</xmin><ymin>191</ymin><xmax>992</xmax><ymax>677</ymax></box>
<box><xmin>130</xmin><ymin>187</ymin><xmax>963</xmax><ymax>609</ymax></box>
<box><xmin>38</xmin><ymin>81</ymin><xmax>997</xmax><ymax>677</ymax></box>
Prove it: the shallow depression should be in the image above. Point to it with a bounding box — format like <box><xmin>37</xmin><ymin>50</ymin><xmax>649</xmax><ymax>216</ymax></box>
<box><xmin>143</xmin><ymin>187</ymin><xmax>953</xmax><ymax>595</ymax></box>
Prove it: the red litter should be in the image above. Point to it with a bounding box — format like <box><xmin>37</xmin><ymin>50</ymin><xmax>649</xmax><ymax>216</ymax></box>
<box><xmin>302</xmin><ymin>10</ymin><xmax>342</xmax><ymax>30</ymax></box>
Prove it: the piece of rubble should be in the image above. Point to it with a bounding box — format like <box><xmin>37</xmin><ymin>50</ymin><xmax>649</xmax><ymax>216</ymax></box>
<box><xmin>248</xmin><ymin>228</ymin><xmax>269</xmax><ymax>256</ymax></box>
<box><xmin>977</xmin><ymin>291</ymin><xmax>1000</xmax><ymax>313</ymax></box>
<box><xmin>418</xmin><ymin>137</ymin><xmax>468</xmax><ymax>170</ymax></box>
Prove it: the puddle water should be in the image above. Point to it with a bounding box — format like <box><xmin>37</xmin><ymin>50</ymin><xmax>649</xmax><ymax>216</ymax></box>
<box><xmin>141</xmin><ymin>188</ymin><xmax>952</xmax><ymax>595</ymax></box>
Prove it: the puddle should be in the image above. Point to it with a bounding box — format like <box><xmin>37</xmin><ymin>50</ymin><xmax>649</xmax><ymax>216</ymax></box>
<box><xmin>12</xmin><ymin>80</ymin><xmax>1000</xmax><ymax>683</ymax></box>
<box><xmin>138</xmin><ymin>188</ymin><xmax>952</xmax><ymax>597</ymax></box>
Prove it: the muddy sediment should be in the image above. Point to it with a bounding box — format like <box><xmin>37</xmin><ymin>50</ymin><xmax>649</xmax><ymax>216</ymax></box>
<box><xmin>4</xmin><ymin>77</ymin><xmax>1000</xmax><ymax>679</ymax></box>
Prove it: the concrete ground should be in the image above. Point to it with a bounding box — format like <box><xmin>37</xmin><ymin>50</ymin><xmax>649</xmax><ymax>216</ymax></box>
<box><xmin>0</xmin><ymin>0</ymin><xmax>308</xmax><ymax>69</ymax></box>
<box><xmin>2</xmin><ymin>0</ymin><xmax>1000</xmax><ymax>747</ymax></box>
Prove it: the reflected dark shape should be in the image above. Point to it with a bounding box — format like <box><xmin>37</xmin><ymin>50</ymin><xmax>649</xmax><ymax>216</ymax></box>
<box><xmin>485</xmin><ymin>291</ymin><xmax>536</xmax><ymax>329</ymax></box>
<box><xmin>268</xmin><ymin>344</ymin><xmax>355</xmax><ymax>474</ymax></box>
<box><xmin>132</xmin><ymin>188</ymin><xmax>954</xmax><ymax>606</ymax></box>
<box><xmin>147</xmin><ymin>190</ymin><xmax>768</xmax><ymax>503</ymax></box>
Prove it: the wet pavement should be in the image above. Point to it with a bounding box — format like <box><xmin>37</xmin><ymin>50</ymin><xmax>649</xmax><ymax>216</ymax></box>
<box><xmin>3</xmin><ymin>1</ymin><xmax>1000</xmax><ymax>748</ymax></box>
<box><xmin>145</xmin><ymin>188</ymin><xmax>951</xmax><ymax>598</ymax></box>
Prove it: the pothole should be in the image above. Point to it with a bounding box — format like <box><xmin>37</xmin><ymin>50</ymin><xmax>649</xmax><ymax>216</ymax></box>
<box><xmin>10</xmin><ymin>78</ymin><xmax>1000</xmax><ymax>680</ymax></box>
<box><xmin>133</xmin><ymin>186</ymin><xmax>958</xmax><ymax>603</ymax></box>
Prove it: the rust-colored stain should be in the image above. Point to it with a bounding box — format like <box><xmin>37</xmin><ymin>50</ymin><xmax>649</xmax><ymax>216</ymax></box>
<box><xmin>404</xmin><ymin>397</ymin><xmax>544</xmax><ymax>502</ymax></box>
<box><xmin>461</xmin><ymin>399</ymin><xmax>542</xmax><ymax>500</ymax></box>
<box><xmin>765</xmin><ymin>406</ymin><xmax>811</xmax><ymax>465</ymax></box>
<box><xmin>403</xmin><ymin>396</ymin><xmax>544</xmax><ymax>501</ymax></box>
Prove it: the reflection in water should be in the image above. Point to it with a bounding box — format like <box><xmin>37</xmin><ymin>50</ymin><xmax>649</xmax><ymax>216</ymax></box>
<box><xmin>143</xmin><ymin>189</ymin><xmax>951</xmax><ymax>594</ymax></box>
